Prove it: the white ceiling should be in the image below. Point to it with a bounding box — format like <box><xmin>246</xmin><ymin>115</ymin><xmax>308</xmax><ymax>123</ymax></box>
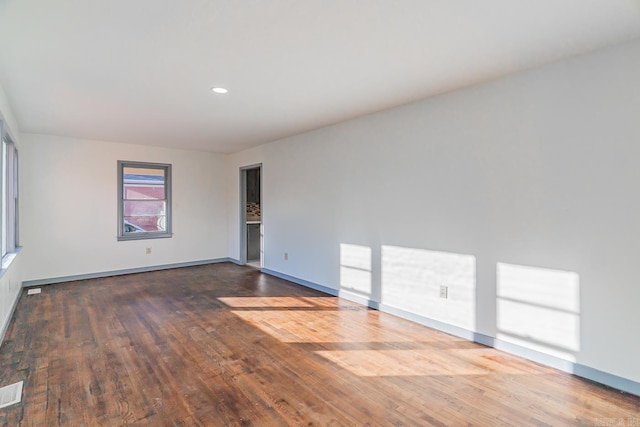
<box><xmin>1</xmin><ymin>1</ymin><xmax>640</xmax><ymax>153</ymax></box>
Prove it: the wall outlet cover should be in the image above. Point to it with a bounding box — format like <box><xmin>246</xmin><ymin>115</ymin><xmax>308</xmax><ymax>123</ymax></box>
<box><xmin>439</xmin><ymin>285</ymin><xmax>448</xmax><ymax>299</ymax></box>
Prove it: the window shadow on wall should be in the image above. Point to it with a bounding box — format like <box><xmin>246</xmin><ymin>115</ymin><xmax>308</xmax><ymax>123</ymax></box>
<box><xmin>496</xmin><ymin>262</ymin><xmax>580</xmax><ymax>362</ymax></box>
<box><xmin>339</xmin><ymin>243</ymin><xmax>373</xmax><ymax>299</ymax></box>
<box><xmin>381</xmin><ymin>245</ymin><xmax>476</xmax><ymax>331</ymax></box>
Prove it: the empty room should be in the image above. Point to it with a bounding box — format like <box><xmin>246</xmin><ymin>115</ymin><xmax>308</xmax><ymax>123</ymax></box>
<box><xmin>1</xmin><ymin>1</ymin><xmax>640</xmax><ymax>425</ymax></box>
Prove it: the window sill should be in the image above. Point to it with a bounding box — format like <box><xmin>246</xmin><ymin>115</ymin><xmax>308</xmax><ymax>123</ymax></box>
<box><xmin>117</xmin><ymin>233</ymin><xmax>173</xmax><ymax>242</ymax></box>
<box><xmin>0</xmin><ymin>246</ymin><xmax>22</xmax><ymax>279</ymax></box>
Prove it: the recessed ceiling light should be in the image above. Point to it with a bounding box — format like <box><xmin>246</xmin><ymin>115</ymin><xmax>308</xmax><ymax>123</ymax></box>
<box><xmin>211</xmin><ymin>87</ymin><xmax>228</xmax><ymax>94</ymax></box>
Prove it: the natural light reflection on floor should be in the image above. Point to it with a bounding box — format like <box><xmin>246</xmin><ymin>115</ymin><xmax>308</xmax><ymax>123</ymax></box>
<box><xmin>219</xmin><ymin>296</ymin><xmax>361</xmax><ymax>309</ymax></box>
<box><xmin>226</xmin><ymin>297</ymin><xmax>541</xmax><ymax>378</ymax></box>
<box><xmin>314</xmin><ymin>349</ymin><xmax>489</xmax><ymax>376</ymax></box>
<box><xmin>218</xmin><ymin>297</ymin><xmax>316</xmax><ymax>308</ymax></box>
<box><xmin>299</xmin><ymin>297</ymin><xmax>359</xmax><ymax>308</ymax></box>
<box><xmin>230</xmin><ymin>310</ymin><xmax>415</xmax><ymax>343</ymax></box>
<box><xmin>313</xmin><ymin>347</ymin><xmax>532</xmax><ymax>377</ymax></box>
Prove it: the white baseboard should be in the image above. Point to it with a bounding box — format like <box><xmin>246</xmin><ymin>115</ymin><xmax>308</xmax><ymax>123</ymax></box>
<box><xmin>22</xmin><ymin>257</ymin><xmax>233</xmax><ymax>287</ymax></box>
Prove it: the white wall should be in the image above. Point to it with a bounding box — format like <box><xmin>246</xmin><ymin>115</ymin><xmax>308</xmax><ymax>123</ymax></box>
<box><xmin>0</xmin><ymin>85</ymin><xmax>20</xmax><ymax>143</ymax></box>
<box><xmin>0</xmin><ymin>83</ymin><xmax>24</xmax><ymax>342</ymax></box>
<box><xmin>227</xmin><ymin>38</ymin><xmax>640</xmax><ymax>384</ymax></box>
<box><xmin>20</xmin><ymin>134</ymin><xmax>229</xmax><ymax>282</ymax></box>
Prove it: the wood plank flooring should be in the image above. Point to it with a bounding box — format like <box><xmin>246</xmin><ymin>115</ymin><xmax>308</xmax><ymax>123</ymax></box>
<box><xmin>0</xmin><ymin>263</ymin><xmax>638</xmax><ymax>426</ymax></box>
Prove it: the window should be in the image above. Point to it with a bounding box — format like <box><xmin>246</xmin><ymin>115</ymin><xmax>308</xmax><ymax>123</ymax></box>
<box><xmin>0</xmin><ymin>124</ymin><xmax>18</xmax><ymax>258</ymax></box>
<box><xmin>117</xmin><ymin>161</ymin><xmax>172</xmax><ymax>240</ymax></box>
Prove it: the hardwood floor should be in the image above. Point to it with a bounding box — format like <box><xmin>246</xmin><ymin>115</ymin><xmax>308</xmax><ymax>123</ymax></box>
<box><xmin>0</xmin><ymin>263</ymin><xmax>638</xmax><ymax>426</ymax></box>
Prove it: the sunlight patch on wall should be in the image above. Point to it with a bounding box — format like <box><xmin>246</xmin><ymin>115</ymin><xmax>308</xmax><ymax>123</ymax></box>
<box><xmin>497</xmin><ymin>262</ymin><xmax>580</xmax><ymax>362</ymax></box>
<box><xmin>339</xmin><ymin>243</ymin><xmax>372</xmax><ymax>297</ymax></box>
<box><xmin>381</xmin><ymin>246</ymin><xmax>476</xmax><ymax>330</ymax></box>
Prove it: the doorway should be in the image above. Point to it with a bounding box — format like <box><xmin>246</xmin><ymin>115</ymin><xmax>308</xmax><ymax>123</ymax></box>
<box><xmin>240</xmin><ymin>164</ymin><xmax>262</xmax><ymax>268</ymax></box>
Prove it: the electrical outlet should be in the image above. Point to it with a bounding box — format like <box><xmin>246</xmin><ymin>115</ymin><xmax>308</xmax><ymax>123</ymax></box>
<box><xmin>284</xmin><ymin>252</ymin><xmax>288</xmax><ymax>261</ymax></box>
<box><xmin>439</xmin><ymin>285</ymin><xmax>448</xmax><ymax>299</ymax></box>
<box><xmin>146</xmin><ymin>247</ymin><xmax>152</xmax><ymax>254</ymax></box>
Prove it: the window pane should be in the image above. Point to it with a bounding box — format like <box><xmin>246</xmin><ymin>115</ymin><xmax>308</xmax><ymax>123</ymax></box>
<box><xmin>123</xmin><ymin>167</ymin><xmax>165</xmax><ymax>199</ymax></box>
<box><xmin>1</xmin><ymin>141</ymin><xmax>6</xmax><ymax>257</ymax></box>
<box><xmin>123</xmin><ymin>166</ymin><xmax>166</xmax><ymax>179</ymax></box>
<box><xmin>123</xmin><ymin>200</ymin><xmax>167</xmax><ymax>232</ymax></box>
<box><xmin>124</xmin><ymin>184</ymin><xmax>165</xmax><ymax>200</ymax></box>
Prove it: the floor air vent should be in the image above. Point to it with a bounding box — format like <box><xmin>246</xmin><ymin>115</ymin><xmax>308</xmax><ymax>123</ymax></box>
<box><xmin>0</xmin><ymin>381</ymin><xmax>23</xmax><ymax>408</ymax></box>
<box><xmin>27</xmin><ymin>288</ymin><xmax>41</xmax><ymax>295</ymax></box>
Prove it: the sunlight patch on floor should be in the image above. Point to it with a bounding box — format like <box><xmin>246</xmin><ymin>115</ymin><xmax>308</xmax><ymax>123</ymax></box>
<box><xmin>231</xmin><ymin>310</ymin><xmax>415</xmax><ymax>343</ymax></box>
<box><xmin>219</xmin><ymin>297</ymin><xmax>315</xmax><ymax>308</ymax></box>
<box><xmin>314</xmin><ymin>349</ymin><xmax>489</xmax><ymax>377</ymax></box>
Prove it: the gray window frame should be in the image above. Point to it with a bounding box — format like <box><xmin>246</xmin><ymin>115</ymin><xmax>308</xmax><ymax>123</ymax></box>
<box><xmin>117</xmin><ymin>160</ymin><xmax>172</xmax><ymax>241</ymax></box>
<box><xmin>0</xmin><ymin>123</ymin><xmax>18</xmax><ymax>258</ymax></box>
<box><xmin>4</xmin><ymin>139</ymin><xmax>18</xmax><ymax>254</ymax></box>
